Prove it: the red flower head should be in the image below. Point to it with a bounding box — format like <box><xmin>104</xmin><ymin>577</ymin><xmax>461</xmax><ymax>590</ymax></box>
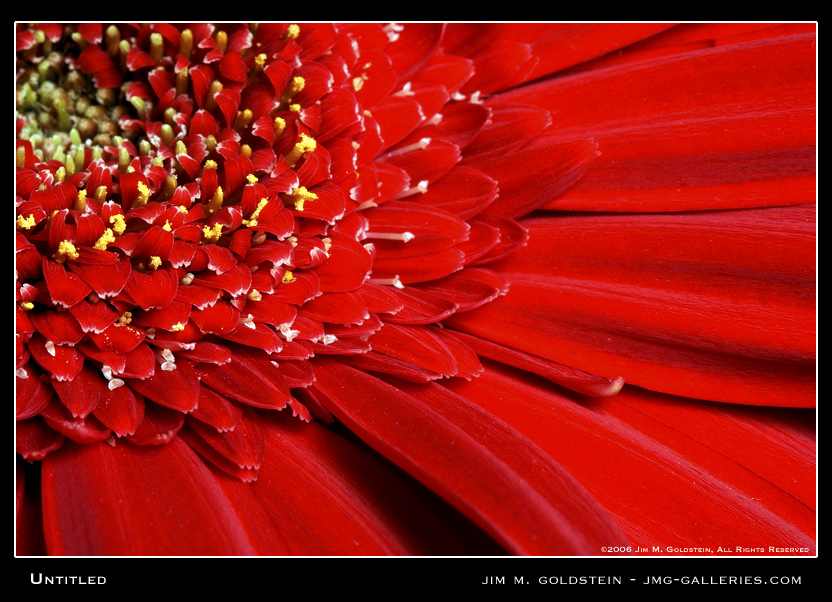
<box><xmin>15</xmin><ymin>23</ymin><xmax>816</xmax><ymax>557</ymax></box>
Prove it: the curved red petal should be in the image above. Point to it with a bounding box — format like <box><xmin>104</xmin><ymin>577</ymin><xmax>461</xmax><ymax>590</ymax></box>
<box><xmin>312</xmin><ymin>359</ymin><xmax>630</xmax><ymax>555</ymax></box>
<box><xmin>41</xmin><ymin>438</ymin><xmax>257</xmax><ymax>555</ymax></box>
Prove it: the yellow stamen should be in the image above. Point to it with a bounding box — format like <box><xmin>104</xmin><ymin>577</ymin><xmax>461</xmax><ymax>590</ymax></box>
<box><xmin>53</xmin><ymin>240</ymin><xmax>79</xmax><ymax>263</ymax></box>
<box><xmin>93</xmin><ymin>228</ymin><xmax>115</xmax><ymax>250</ymax></box>
<box><xmin>246</xmin><ymin>174</ymin><xmax>259</xmax><ymax>184</ymax></box>
<box><xmin>243</xmin><ymin>198</ymin><xmax>269</xmax><ymax>227</ymax></box>
<box><xmin>133</xmin><ymin>181</ymin><xmax>151</xmax><ymax>208</ymax></box>
<box><xmin>202</xmin><ymin>223</ymin><xmax>224</xmax><ymax>242</ymax></box>
<box><xmin>180</xmin><ymin>29</ymin><xmax>193</xmax><ymax>59</ymax></box>
<box><xmin>74</xmin><ymin>189</ymin><xmax>87</xmax><ymax>212</ymax></box>
<box><xmin>284</xmin><ymin>24</ymin><xmax>300</xmax><ymax>39</ymax></box>
<box><xmin>171</xmin><ymin>322</ymin><xmax>186</xmax><ymax>332</ymax></box>
<box><xmin>288</xmin><ymin>186</ymin><xmax>317</xmax><ymax>212</ymax></box>
<box><xmin>285</xmin><ymin>133</ymin><xmax>317</xmax><ymax>166</ymax></box>
<box><xmin>273</xmin><ymin>116</ymin><xmax>286</xmax><ymax>139</ymax></box>
<box><xmin>162</xmin><ymin>220</ymin><xmax>172</xmax><ymax>232</ymax></box>
<box><xmin>215</xmin><ymin>30</ymin><xmax>228</xmax><ymax>54</ymax></box>
<box><xmin>17</xmin><ymin>214</ymin><xmax>37</xmax><ymax>230</ymax></box>
<box><xmin>109</xmin><ymin>213</ymin><xmax>126</xmax><ymax>235</ymax></box>
<box><xmin>117</xmin><ymin>311</ymin><xmax>133</xmax><ymax>325</ymax></box>
<box><xmin>150</xmin><ymin>32</ymin><xmax>164</xmax><ymax>63</ymax></box>
<box><xmin>148</xmin><ymin>256</ymin><xmax>162</xmax><ymax>270</ymax></box>
<box><xmin>282</xmin><ymin>270</ymin><xmax>295</xmax><ymax>284</ymax></box>
<box><xmin>19</xmin><ymin>301</ymin><xmax>35</xmax><ymax>311</ymax></box>
<box><xmin>204</xmin><ymin>186</ymin><xmax>224</xmax><ymax>215</ymax></box>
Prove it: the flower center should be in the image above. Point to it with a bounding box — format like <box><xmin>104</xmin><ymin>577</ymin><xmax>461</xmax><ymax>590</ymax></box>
<box><xmin>15</xmin><ymin>22</ymin><xmax>501</xmax><ymax>480</ymax></box>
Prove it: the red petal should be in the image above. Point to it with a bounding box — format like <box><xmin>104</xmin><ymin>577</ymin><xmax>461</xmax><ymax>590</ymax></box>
<box><xmin>465</xmin><ymin>140</ymin><xmax>600</xmax><ymax>219</ymax></box>
<box><xmin>188</xmin><ymin>386</ymin><xmax>243</xmax><ymax>432</ymax></box>
<box><xmin>123</xmin><ymin>268</ymin><xmax>179</xmax><ymax>310</ymax></box>
<box><xmin>16</xmin><ymin>418</ymin><xmax>65</xmax><ymax>462</ymax></box>
<box><xmin>449</xmin><ymin>205</ymin><xmax>816</xmax><ymax>407</ymax></box>
<box><xmin>193</xmin><ymin>344</ymin><xmax>291</xmax><ymax>410</ymax></box>
<box><xmin>300</xmin><ymin>290</ymin><xmax>369</xmax><ymax>325</ymax></box>
<box><xmin>126</xmin><ymin>402</ymin><xmax>184</xmax><ymax>446</ymax></box>
<box><xmin>51</xmin><ymin>365</ymin><xmax>102</xmax><ymax>418</ymax></box>
<box><xmin>409</xmin><ymin>166</ymin><xmax>497</xmax><ymax>220</ymax></box>
<box><xmin>219</xmin><ymin>411</ymin><xmax>483</xmax><ymax>555</ymax></box>
<box><xmin>28</xmin><ymin>333</ymin><xmax>84</xmax><ymax>382</ymax></box>
<box><xmin>42</xmin><ymin>257</ymin><xmax>92</xmax><ymax>309</ymax></box>
<box><xmin>41</xmin><ymin>438</ymin><xmax>257</xmax><ymax>554</ymax></box>
<box><xmin>184</xmin><ymin>406</ymin><xmax>265</xmax><ymax>475</ymax></box>
<box><xmin>29</xmin><ymin>310</ymin><xmax>85</xmax><ymax>345</ymax></box>
<box><xmin>67</xmin><ymin>300</ymin><xmax>120</xmax><ymax>333</ymax></box>
<box><xmin>446</xmin><ymin>365</ymin><xmax>815</xmax><ymax>554</ymax></box>
<box><xmin>16</xmin><ymin>366</ymin><xmax>54</xmax><ymax>419</ymax></box>
<box><xmin>126</xmin><ymin>359</ymin><xmax>200</xmax><ymax>413</ymax></box>
<box><xmin>312</xmin><ymin>231</ymin><xmax>372</xmax><ymax>293</ymax></box>
<box><xmin>70</xmin><ymin>258</ymin><xmax>132</xmax><ymax>298</ymax></box>
<box><xmin>311</xmin><ymin>360</ymin><xmax>629</xmax><ymax>554</ymax></box>
<box><xmin>386</xmin><ymin>23</ymin><xmax>444</xmax><ymax>81</ymax></box>
<box><xmin>506</xmin><ymin>33</ymin><xmax>816</xmax><ymax>212</ymax></box>
<box><xmin>383</xmin><ymin>286</ymin><xmax>457</xmax><ymax>325</ymax></box>
<box><xmin>92</xmin><ymin>384</ymin><xmax>145</xmax><ymax>437</ymax></box>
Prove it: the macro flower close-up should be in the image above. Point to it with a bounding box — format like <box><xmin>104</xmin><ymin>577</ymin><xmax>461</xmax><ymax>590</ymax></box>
<box><xmin>15</xmin><ymin>22</ymin><xmax>816</xmax><ymax>557</ymax></box>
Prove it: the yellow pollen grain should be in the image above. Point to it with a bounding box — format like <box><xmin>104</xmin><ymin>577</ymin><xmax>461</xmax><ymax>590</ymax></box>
<box><xmin>247</xmin><ymin>289</ymin><xmax>262</xmax><ymax>301</ymax></box>
<box><xmin>118</xmin><ymin>311</ymin><xmax>133</xmax><ymax>325</ymax></box>
<box><xmin>352</xmin><ymin>76</ymin><xmax>366</xmax><ymax>92</ymax></box>
<box><xmin>274</xmin><ymin>117</ymin><xmax>286</xmax><ymax>138</ymax></box>
<box><xmin>109</xmin><ymin>214</ymin><xmax>126</xmax><ymax>235</ymax></box>
<box><xmin>203</xmin><ymin>223</ymin><xmax>224</xmax><ymax>242</ymax></box>
<box><xmin>162</xmin><ymin>220</ymin><xmax>172</xmax><ymax>232</ymax></box>
<box><xmin>171</xmin><ymin>322</ymin><xmax>186</xmax><ymax>332</ymax></box>
<box><xmin>282</xmin><ymin>270</ymin><xmax>295</xmax><ymax>283</ymax></box>
<box><xmin>19</xmin><ymin>301</ymin><xmax>35</xmax><ymax>311</ymax></box>
<box><xmin>17</xmin><ymin>215</ymin><xmax>36</xmax><ymax>230</ymax></box>
<box><xmin>177</xmin><ymin>205</ymin><xmax>188</xmax><ymax>213</ymax></box>
<box><xmin>148</xmin><ymin>256</ymin><xmax>162</xmax><ymax>270</ymax></box>
<box><xmin>255</xmin><ymin>53</ymin><xmax>267</xmax><ymax>67</ymax></box>
<box><xmin>93</xmin><ymin>228</ymin><xmax>116</xmax><ymax>250</ymax></box>
<box><xmin>289</xmin><ymin>103</ymin><xmax>301</xmax><ymax>112</ymax></box>
<box><xmin>204</xmin><ymin>159</ymin><xmax>218</xmax><ymax>170</ymax></box>
<box><xmin>54</xmin><ymin>240</ymin><xmax>79</xmax><ymax>263</ymax></box>
<box><xmin>246</xmin><ymin>174</ymin><xmax>259</xmax><ymax>184</ymax></box>
<box><xmin>285</xmin><ymin>24</ymin><xmax>300</xmax><ymax>39</ymax></box>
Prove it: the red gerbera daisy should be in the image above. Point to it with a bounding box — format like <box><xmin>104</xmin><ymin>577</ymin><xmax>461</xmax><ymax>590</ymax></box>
<box><xmin>15</xmin><ymin>22</ymin><xmax>816</xmax><ymax>557</ymax></box>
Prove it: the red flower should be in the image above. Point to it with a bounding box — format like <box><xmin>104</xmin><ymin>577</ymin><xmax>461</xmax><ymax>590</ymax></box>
<box><xmin>15</xmin><ymin>23</ymin><xmax>816</xmax><ymax>556</ymax></box>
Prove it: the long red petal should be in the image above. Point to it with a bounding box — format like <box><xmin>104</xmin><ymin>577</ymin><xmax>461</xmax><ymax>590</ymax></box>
<box><xmin>497</xmin><ymin>32</ymin><xmax>816</xmax><ymax>212</ymax></box>
<box><xmin>446</xmin><ymin>364</ymin><xmax>815</xmax><ymax>555</ymax></box>
<box><xmin>311</xmin><ymin>359</ymin><xmax>630</xmax><ymax>555</ymax></box>
<box><xmin>450</xmin><ymin>204</ymin><xmax>815</xmax><ymax>407</ymax></box>
<box><xmin>41</xmin><ymin>438</ymin><xmax>258</xmax><ymax>555</ymax></box>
